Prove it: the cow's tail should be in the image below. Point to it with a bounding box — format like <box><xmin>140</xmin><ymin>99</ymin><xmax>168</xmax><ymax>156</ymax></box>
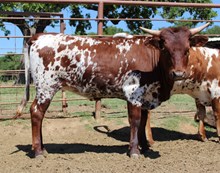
<box><xmin>13</xmin><ymin>45</ymin><xmax>30</xmax><ymax>119</ymax></box>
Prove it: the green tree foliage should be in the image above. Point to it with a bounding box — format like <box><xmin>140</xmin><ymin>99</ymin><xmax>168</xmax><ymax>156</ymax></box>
<box><xmin>0</xmin><ymin>54</ymin><xmax>22</xmax><ymax>82</ymax></box>
<box><xmin>202</xmin><ymin>25</ymin><xmax>220</xmax><ymax>34</ymax></box>
<box><xmin>0</xmin><ymin>1</ymin><xmax>217</xmax><ymax>36</ymax></box>
<box><xmin>87</xmin><ymin>26</ymin><xmax>125</xmax><ymax>35</ymax></box>
<box><xmin>0</xmin><ymin>3</ymin><xmax>67</xmax><ymax>83</ymax></box>
<box><xmin>103</xmin><ymin>26</ymin><xmax>125</xmax><ymax>35</ymax></box>
<box><xmin>69</xmin><ymin>5</ymin><xmax>92</xmax><ymax>35</ymax></box>
<box><xmin>0</xmin><ymin>3</ymin><xmax>67</xmax><ymax>43</ymax></box>
<box><xmin>69</xmin><ymin>4</ymin><xmax>156</xmax><ymax>34</ymax></box>
<box><xmin>160</xmin><ymin>0</ymin><xmax>217</xmax><ymax>28</ymax></box>
<box><xmin>0</xmin><ymin>54</ymin><xmax>21</xmax><ymax>70</ymax></box>
<box><xmin>69</xmin><ymin>0</ymin><xmax>217</xmax><ymax>34</ymax></box>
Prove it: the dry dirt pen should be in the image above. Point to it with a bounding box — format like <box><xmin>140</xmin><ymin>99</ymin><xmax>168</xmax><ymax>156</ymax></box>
<box><xmin>0</xmin><ymin>95</ymin><xmax>219</xmax><ymax>173</ymax></box>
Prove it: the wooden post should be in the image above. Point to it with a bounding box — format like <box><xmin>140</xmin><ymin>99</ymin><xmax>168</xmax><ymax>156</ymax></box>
<box><xmin>95</xmin><ymin>99</ymin><xmax>101</xmax><ymax>119</ymax></box>
<box><xmin>62</xmin><ymin>90</ymin><xmax>68</xmax><ymax>113</ymax></box>
<box><xmin>94</xmin><ymin>1</ymin><xmax>104</xmax><ymax>119</ymax></box>
<box><xmin>97</xmin><ymin>1</ymin><xmax>104</xmax><ymax>36</ymax></box>
<box><xmin>94</xmin><ymin>2</ymin><xmax>104</xmax><ymax>119</ymax></box>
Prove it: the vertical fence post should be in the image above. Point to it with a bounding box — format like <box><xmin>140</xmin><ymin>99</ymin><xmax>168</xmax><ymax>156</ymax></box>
<box><xmin>60</xmin><ymin>18</ymin><xmax>68</xmax><ymax>113</ymax></box>
<box><xmin>94</xmin><ymin>1</ymin><xmax>104</xmax><ymax>119</ymax></box>
<box><xmin>95</xmin><ymin>99</ymin><xmax>101</xmax><ymax>119</ymax></box>
<box><xmin>97</xmin><ymin>1</ymin><xmax>104</xmax><ymax>36</ymax></box>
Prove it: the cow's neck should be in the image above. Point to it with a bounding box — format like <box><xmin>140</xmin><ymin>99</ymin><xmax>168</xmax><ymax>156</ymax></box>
<box><xmin>158</xmin><ymin>50</ymin><xmax>175</xmax><ymax>102</ymax></box>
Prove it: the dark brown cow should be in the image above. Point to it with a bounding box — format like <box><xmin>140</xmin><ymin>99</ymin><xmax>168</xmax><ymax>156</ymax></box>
<box><xmin>16</xmin><ymin>23</ymin><xmax>209</xmax><ymax>158</ymax></box>
<box><xmin>145</xmin><ymin>45</ymin><xmax>220</xmax><ymax>145</ymax></box>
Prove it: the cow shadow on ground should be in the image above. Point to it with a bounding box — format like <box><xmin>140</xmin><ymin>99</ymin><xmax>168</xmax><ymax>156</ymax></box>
<box><xmin>15</xmin><ymin>143</ymin><xmax>128</xmax><ymax>158</ymax></box>
<box><xmin>15</xmin><ymin>143</ymin><xmax>161</xmax><ymax>159</ymax></box>
<box><xmin>14</xmin><ymin>126</ymin><xmax>216</xmax><ymax>159</ymax></box>
<box><xmin>93</xmin><ymin>125</ymin><xmax>217</xmax><ymax>142</ymax></box>
<box><xmin>15</xmin><ymin>143</ymin><xmax>129</xmax><ymax>159</ymax></box>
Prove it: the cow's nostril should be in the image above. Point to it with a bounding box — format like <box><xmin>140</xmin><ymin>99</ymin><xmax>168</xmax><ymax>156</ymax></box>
<box><xmin>174</xmin><ymin>71</ymin><xmax>184</xmax><ymax>77</ymax></box>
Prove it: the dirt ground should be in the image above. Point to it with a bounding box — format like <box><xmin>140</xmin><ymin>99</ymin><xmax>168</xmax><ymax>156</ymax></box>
<box><xmin>0</xmin><ymin>104</ymin><xmax>220</xmax><ymax>173</ymax></box>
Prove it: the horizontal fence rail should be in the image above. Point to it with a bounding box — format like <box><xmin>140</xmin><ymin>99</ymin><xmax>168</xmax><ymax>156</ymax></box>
<box><xmin>1</xmin><ymin>0</ymin><xmax>220</xmax><ymax>119</ymax></box>
<box><xmin>2</xmin><ymin>0</ymin><xmax>220</xmax><ymax>8</ymax></box>
<box><xmin>1</xmin><ymin>16</ymin><xmax>220</xmax><ymax>23</ymax></box>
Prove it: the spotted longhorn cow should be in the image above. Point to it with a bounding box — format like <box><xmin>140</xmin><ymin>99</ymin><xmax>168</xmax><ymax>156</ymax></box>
<box><xmin>145</xmin><ymin>45</ymin><xmax>220</xmax><ymax>145</ymax></box>
<box><xmin>16</xmin><ymin>23</ymin><xmax>209</xmax><ymax>158</ymax></box>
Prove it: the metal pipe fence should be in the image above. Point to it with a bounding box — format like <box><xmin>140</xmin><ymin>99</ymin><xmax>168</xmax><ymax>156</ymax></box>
<box><xmin>1</xmin><ymin>0</ymin><xmax>220</xmax><ymax>119</ymax></box>
<box><xmin>2</xmin><ymin>0</ymin><xmax>220</xmax><ymax>8</ymax></box>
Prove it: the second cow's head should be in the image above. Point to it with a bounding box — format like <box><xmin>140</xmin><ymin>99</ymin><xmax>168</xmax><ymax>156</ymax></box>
<box><xmin>140</xmin><ymin>23</ymin><xmax>210</xmax><ymax>80</ymax></box>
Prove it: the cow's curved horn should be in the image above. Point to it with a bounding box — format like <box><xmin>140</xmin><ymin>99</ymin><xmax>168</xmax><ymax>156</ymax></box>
<box><xmin>140</xmin><ymin>27</ymin><xmax>161</xmax><ymax>36</ymax></box>
<box><xmin>189</xmin><ymin>22</ymin><xmax>210</xmax><ymax>35</ymax></box>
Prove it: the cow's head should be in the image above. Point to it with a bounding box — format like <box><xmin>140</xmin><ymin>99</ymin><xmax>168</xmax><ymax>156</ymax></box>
<box><xmin>140</xmin><ymin>23</ymin><xmax>209</xmax><ymax>80</ymax></box>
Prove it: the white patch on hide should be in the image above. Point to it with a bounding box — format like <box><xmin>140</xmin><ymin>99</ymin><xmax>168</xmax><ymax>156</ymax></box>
<box><xmin>122</xmin><ymin>73</ymin><xmax>160</xmax><ymax>109</ymax></box>
<box><xmin>209</xmin><ymin>79</ymin><xmax>220</xmax><ymax>99</ymax></box>
<box><xmin>113</xmin><ymin>33</ymin><xmax>133</xmax><ymax>38</ymax></box>
<box><xmin>116</xmin><ymin>41</ymin><xmax>132</xmax><ymax>54</ymax></box>
<box><xmin>197</xmin><ymin>47</ymin><xmax>219</xmax><ymax>72</ymax></box>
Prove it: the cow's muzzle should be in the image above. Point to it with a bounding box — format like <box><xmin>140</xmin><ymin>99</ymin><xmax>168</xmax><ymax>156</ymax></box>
<box><xmin>170</xmin><ymin>70</ymin><xmax>186</xmax><ymax>81</ymax></box>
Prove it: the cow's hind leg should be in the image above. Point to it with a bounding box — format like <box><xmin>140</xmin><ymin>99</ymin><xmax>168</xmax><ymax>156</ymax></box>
<box><xmin>138</xmin><ymin>110</ymin><xmax>153</xmax><ymax>153</ymax></box>
<box><xmin>127</xmin><ymin>102</ymin><xmax>141</xmax><ymax>158</ymax></box>
<box><xmin>195</xmin><ymin>101</ymin><xmax>207</xmax><ymax>141</ymax></box>
<box><xmin>145</xmin><ymin>110</ymin><xmax>154</xmax><ymax>146</ymax></box>
<box><xmin>211</xmin><ymin>98</ymin><xmax>220</xmax><ymax>142</ymax></box>
<box><xmin>30</xmin><ymin>98</ymin><xmax>52</xmax><ymax>158</ymax></box>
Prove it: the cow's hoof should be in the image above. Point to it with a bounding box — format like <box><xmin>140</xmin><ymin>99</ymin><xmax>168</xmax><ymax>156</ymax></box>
<box><xmin>35</xmin><ymin>149</ymin><xmax>48</xmax><ymax>159</ymax></box>
<box><xmin>130</xmin><ymin>153</ymin><xmax>139</xmax><ymax>159</ymax></box>
<box><xmin>130</xmin><ymin>148</ymin><xmax>140</xmax><ymax>158</ymax></box>
<box><xmin>148</xmin><ymin>140</ymin><xmax>155</xmax><ymax>147</ymax></box>
<box><xmin>198</xmin><ymin>134</ymin><xmax>208</xmax><ymax>142</ymax></box>
<box><xmin>35</xmin><ymin>154</ymin><xmax>45</xmax><ymax>159</ymax></box>
<box><xmin>202</xmin><ymin>138</ymin><xmax>208</xmax><ymax>142</ymax></box>
<box><xmin>42</xmin><ymin>149</ymin><xmax>48</xmax><ymax>157</ymax></box>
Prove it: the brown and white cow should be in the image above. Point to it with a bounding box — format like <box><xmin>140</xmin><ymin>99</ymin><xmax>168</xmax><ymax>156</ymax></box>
<box><xmin>145</xmin><ymin>46</ymin><xmax>220</xmax><ymax>145</ymax></box>
<box><xmin>172</xmin><ymin>46</ymin><xmax>220</xmax><ymax>141</ymax></box>
<box><xmin>16</xmin><ymin>23</ymin><xmax>209</xmax><ymax>158</ymax></box>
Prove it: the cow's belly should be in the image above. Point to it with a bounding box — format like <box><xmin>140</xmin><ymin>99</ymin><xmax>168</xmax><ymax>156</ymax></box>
<box><xmin>60</xmin><ymin>71</ymin><xmax>129</xmax><ymax>99</ymax></box>
<box><xmin>32</xmin><ymin>69</ymin><xmax>136</xmax><ymax>106</ymax></box>
<box><xmin>190</xmin><ymin>90</ymin><xmax>211</xmax><ymax>106</ymax></box>
<box><xmin>62</xmin><ymin>84</ymin><xmax>125</xmax><ymax>99</ymax></box>
<box><xmin>63</xmin><ymin>71</ymin><xmax>162</xmax><ymax>110</ymax></box>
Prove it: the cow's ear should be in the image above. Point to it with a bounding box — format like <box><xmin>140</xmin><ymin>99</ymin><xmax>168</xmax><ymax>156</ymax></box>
<box><xmin>190</xmin><ymin>35</ymin><xmax>208</xmax><ymax>47</ymax></box>
<box><xmin>145</xmin><ymin>36</ymin><xmax>162</xmax><ymax>49</ymax></box>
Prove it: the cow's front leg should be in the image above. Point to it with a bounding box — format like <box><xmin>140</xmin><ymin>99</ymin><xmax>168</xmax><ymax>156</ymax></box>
<box><xmin>211</xmin><ymin>98</ymin><xmax>220</xmax><ymax>142</ymax></box>
<box><xmin>195</xmin><ymin>101</ymin><xmax>207</xmax><ymax>141</ymax></box>
<box><xmin>127</xmin><ymin>102</ymin><xmax>141</xmax><ymax>158</ymax></box>
<box><xmin>30</xmin><ymin>98</ymin><xmax>51</xmax><ymax>158</ymax></box>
